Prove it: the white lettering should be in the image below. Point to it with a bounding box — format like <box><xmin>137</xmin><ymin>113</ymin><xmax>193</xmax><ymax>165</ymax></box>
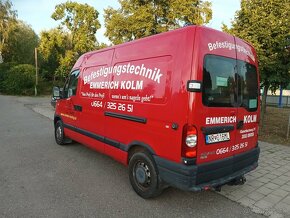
<box><xmin>135</xmin><ymin>66</ymin><xmax>140</xmax><ymax>75</ymax></box>
<box><xmin>244</xmin><ymin>115</ymin><xmax>257</xmax><ymax>123</ymax></box>
<box><xmin>129</xmin><ymin>65</ymin><xmax>135</xmax><ymax>74</ymax></box>
<box><xmin>120</xmin><ymin>80</ymin><xmax>143</xmax><ymax>90</ymax></box>
<box><xmin>207</xmin><ymin>41</ymin><xmax>255</xmax><ymax>62</ymax></box>
<box><xmin>153</xmin><ymin>69</ymin><xmax>162</xmax><ymax>84</ymax></box>
<box><xmin>216</xmin><ymin>147</ymin><xmax>229</xmax><ymax>155</ymax></box>
<box><xmin>205</xmin><ymin>116</ymin><xmax>236</xmax><ymax>125</ymax></box>
<box><xmin>83</xmin><ymin>63</ymin><xmax>164</xmax><ymax>85</ymax></box>
<box><xmin>208</xmin><ymin>43</ymin><xmax>213</xmax><ymax>51</ymax></box>
<box><xmin>90</xmin><ymin>81</ymin><xmax>119</xmax><ymax>89</ymax></box>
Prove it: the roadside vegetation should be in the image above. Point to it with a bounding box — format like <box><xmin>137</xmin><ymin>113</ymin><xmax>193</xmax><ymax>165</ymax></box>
<box><xmin>259</xmin><ymin>106</ymin><xmax>290</xmax><ymax>146</ymax></box>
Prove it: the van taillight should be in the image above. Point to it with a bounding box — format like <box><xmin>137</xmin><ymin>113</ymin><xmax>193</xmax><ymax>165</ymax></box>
<box><xmin>182</xmin><ymin>125</ymin><xmax>197</xmax><ymax>158</ymax></box>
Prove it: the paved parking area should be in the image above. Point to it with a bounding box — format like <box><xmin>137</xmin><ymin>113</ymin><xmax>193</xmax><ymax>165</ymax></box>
<box><xmin>31</xmin><ymin>98</ymin><xmax>290</xmax><ymax>217</ymax></box>
<box><xmin>220</xmin><ymin>142</ymin><xmax>290</xmax><ymax>217</ymax></box>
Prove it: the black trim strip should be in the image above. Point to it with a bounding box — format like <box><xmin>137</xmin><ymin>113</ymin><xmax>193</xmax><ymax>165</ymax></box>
<box><xmin>63</xmin><ymin>123</ymin><xmax>126</xmax><ymax>151</ymax></box>
<box><xmin>104</xmin><ymin>111</ymin><xmax>147</xmax><ymax>124</ymax></box>
<box><xmin>201</xmin><ymin>125</ymin><xmax>234</xmax><ymax>135</ymax></box>
<box><xmin>64</xmin><ymin>123</ymin><xmax>104</xmax><ymax>142</ymax></box>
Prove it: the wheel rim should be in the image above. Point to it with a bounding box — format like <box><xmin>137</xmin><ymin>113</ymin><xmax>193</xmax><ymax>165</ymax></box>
<box><xmin>56</xmin><ymin>125</ymin><xmax>62</xmax><ymax>141</ymax></box>
<box><xmin>133</xmin><ymin>161</ymin><xmax>151</xmax><ymax>190</ymax></box>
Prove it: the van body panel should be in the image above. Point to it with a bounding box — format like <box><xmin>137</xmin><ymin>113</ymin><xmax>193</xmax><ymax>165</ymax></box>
<box><xmin>102</xmin><ymin>28</ymin><xmax>195</xmax><ymax>163</ymax></box>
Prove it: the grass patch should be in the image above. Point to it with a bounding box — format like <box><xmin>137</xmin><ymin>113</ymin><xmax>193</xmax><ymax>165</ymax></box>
<box><xmin>259</xmin><ymin>106</ymin><xmax>290</xmax><ymax>145</ymax></box>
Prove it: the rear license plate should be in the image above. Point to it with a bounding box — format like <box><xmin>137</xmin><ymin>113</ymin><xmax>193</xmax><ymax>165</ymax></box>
<box><xmin>206</xmin><ymin>132</ymin><xmax>230</xmax><ymax>144</ymax></box>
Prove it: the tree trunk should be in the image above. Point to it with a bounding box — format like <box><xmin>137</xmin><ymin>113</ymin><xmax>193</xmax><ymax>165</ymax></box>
<box><xmin>260</xmin><ymin>84</ymin><xmax>269</xmax><ymax>129</ymax></box>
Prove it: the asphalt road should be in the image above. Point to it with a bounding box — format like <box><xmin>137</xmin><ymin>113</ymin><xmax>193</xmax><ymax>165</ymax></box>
<box><xmin>0</xmin><ymin>95</ymin><xmax>265</xmax><ymax>217</ymax></box>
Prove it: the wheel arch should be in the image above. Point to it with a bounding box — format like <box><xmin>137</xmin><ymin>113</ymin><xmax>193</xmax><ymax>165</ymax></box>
<box><xmin>54</xmin><ymin>115</ymin><xmax>63</xmax><ymax>127</ymax></box>
<box><xmin>127</xmin><ymin>141</ymin><xmax>156</xmax><ymax>163</ymax></box>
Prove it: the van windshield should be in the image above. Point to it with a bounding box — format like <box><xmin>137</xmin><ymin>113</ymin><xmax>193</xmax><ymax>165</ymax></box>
<box><xmin>202</xmin><ymin>55</ymin><xmax>258</xmax><ymax>111</ymax></box>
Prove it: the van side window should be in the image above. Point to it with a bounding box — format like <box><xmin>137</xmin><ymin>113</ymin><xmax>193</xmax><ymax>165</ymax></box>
<box><xmin>63</xmin><ymin>70</ymin><xmax>80</xmax><ymax>98</ymax></box>
<box><xmin>202</xmin><ymin>55</ymin><xmax>236</xmax><ymax>107</ymax></box>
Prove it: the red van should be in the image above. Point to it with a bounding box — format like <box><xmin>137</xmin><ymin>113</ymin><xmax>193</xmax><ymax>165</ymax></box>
<box><xmin>52</xmin><ymin>26</ymin><xmax>260</xmax><ymax>198</ymax></box>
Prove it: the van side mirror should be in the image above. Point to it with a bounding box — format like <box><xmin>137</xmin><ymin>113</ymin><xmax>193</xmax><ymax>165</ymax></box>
<box><xmin>53</xmin><ymin>86</ymin><xmax>61</xmax><ymax>99</ymax></box>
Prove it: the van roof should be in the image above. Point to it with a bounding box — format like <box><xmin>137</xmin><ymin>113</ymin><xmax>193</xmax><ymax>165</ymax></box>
<box><xmin>72</xmin><ymin>25</ymin><xmax>255</xmax><ymax>70</ymax></box>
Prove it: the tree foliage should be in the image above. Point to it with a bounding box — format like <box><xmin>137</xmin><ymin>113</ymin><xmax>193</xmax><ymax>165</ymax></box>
<box><xmin>38</xmin><ymin>28</ymin><xmax>71</xmax><ymax>80</ymax></box>
<box><xmin>47</xmin><ymin>1</ymin><xmax>101</xmax><ymax>79</ymax></box>
<box><xmin>56</xmin><ymin>50</ymin><xmax>77</xmax><ymax>78</ymax></box>
<box><xmin>0</xmin><ymin>0</ymin><xmax>17</xmax><ymax>55</ymax></box>
<box><xmin>4</xmin><ymin>21</ymin><xmax>38</xmax><ymax>64</ymax></box>
<box><xmin>51</xmin><ymin>1</ymin><xmax>101</xmax><ymax>54</ymax></box>
<box><xmin>223</xmin><ymin>0</ymin><xmax>290</xmax><ymax>92</ymax></box>
<box><xmin>0</xmin><ymin>1</ymin><xmax>39</xmax><ymax>95</ymax></box>
<box><xmin>104</xmin><ymin>0</ymin><xmax>212</xmax><ymax>44</ymax></box>
<box><xmin>223</xmin><ymin>0</ymin><xmax>290</xmax><ymax>125</ymax></box>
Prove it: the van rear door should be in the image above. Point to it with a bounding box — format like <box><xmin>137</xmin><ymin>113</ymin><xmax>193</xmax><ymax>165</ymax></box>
<box><xmin>192</xmin><ymin>27</ymin><xmax>238</xmax><ymax>164</ymax></box>
<box><xmin>191</xmin><ymin>27</ymin><xmax>259</xmax><ymax>164</ymax></box>
<box><xmin>198</xmin><ymin>54</ymin><xmax>239</xmax><ymax>163</ymax></box>
<box><xmin>234</xmin><ymin>37</ymin><xmax>259</xmax><ymax>155</ymax></box>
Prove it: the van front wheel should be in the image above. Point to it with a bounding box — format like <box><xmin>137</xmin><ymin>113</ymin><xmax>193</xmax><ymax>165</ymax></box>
<box><xmin>55</xmin><ymin>120</ymin><xmax>71</xmax><ymax>145</ymax></box>
<box><xmin>129</xmin><ymin>152</ymin><xmax>163</xmax><ymax>198</ymax></box>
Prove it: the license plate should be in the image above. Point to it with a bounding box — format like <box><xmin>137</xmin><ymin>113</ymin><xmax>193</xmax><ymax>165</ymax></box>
<box><xmin>206</xmin><ymin>132</ymin><xmax>230</xmax><ymax>144</ymax></box>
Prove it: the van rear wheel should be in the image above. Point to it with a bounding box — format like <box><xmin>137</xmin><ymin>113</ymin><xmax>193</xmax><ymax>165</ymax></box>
<box><xmin>55</xmin><ymin>120</ymin><xmax>71</xmax><ymax>145</ymax></box>
<box><xmin>129</xmin><ymin>151</ymin><xmax>163</xmax><ymax>198</ymax></box>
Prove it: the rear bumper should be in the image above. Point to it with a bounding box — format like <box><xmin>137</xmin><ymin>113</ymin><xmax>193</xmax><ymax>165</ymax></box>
<box><xmin>154</xmin><ymin>146</ymin><xmax>260</xmax><ymax>191</ymax></box>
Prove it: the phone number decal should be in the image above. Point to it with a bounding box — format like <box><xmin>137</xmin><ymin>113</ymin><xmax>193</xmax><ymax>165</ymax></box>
<box><xmin>91</xmin><ymin>100</ymin><xmax>134</xmax><ymax>113</ymax></box>
<box><xmin>216</xmin><ymin>142</ymin><xmax>248</xmax><ymax>155</ymax></box>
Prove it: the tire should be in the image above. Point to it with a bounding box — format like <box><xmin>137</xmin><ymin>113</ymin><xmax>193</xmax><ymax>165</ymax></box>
<box><xmin>129</xmin><ymin>151</ymin><xmax>163</xmax><ymax>198</ymax></box>
<box><xmin>54</xmin><ymin>120</ymin><xmax>71</xmax><ymax>145</ymax></box>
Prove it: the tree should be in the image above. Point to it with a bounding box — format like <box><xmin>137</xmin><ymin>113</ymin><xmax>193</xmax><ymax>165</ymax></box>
<box><xmin>56</xmin><ymin>50</ymin><xmax>77</xmax><ymax>79</ymax></box>
<box><xmin>104</xmin><ymin>0</ymin><xmax>212</xmax><ymax>45</ymax></box>
<box><xmin>50</xmin><ymin>1</ymin><xmax>101</xmax><ymax>79</ymax></box>
<box><xmin>222</xmin><ymin>0</ymin><xmax>290</xmax><ymax>125</ymax></box>
<box><xmin>0</xmin><ymin>0</ymin><xmax>17</xmax><ymax>58</ymax></box>
<box><xmin>4</xmin><ymin>21</ymin><xmax>39</xmax><ymax>64</ymax></box>
<box><xmin>0</xmin><ymin>2</ymin><xmax>38</xmax><ymax>65</ymax></box>
<box><xmin>51</xmin><ymin>1</ymin><xmax>101</xmax><ymax>55</ymax></box>
<box><xmin>38</xmin><ymin>28</ymin><xmax>71</xmax><ymax>80</ymax></box>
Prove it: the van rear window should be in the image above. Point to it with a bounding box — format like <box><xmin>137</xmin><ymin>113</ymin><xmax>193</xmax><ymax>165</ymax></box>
<box><xmin>202</xmin><ymin>55</ymin><xmax>258</xmax><ymax>111</ymax></box>
<box><xmin>237</xmin><ymin>60</ymin><xmax>258</xmax><ymax>111</ymax></box>
<box><xmin>202</xmin><ymin>55</ymin><xmax>236</xmax><ymax>107</ymax></box>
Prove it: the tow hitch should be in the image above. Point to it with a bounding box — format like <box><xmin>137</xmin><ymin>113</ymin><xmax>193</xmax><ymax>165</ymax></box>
<box><xmin>214</xmin><ymin>186</ymin><xmax>222</xmax><ymax>192</ymax></box>
<box><xmin>212</xmin><ymin>176</ymin><xmax>246</xmax><ymax>192</ymax></box>
<box><xmin>227</xmin><ymin>176</ymin><xmax>247</xmax><ymax>186</ymax></box>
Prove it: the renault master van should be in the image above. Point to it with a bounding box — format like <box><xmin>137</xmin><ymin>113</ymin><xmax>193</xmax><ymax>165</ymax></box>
<box><xmin>53</xmin><ymin>26</ymin><xmax>260</xmax><ymax>198</ymax></box>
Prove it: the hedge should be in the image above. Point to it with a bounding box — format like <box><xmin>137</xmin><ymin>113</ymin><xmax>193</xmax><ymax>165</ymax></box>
<box><xmin>1</xmin><ymin>64</ymin><xmax>36</xmax><ymax>95</ymax></box>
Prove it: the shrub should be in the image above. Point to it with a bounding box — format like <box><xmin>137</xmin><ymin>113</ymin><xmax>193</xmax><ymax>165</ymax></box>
<box><xmin>0</xmin><ymin>62</ymin><xmax>15</xmax><ymax>93</ymax></box>
<box><xmin>2</xmin><ymin>64</ymin><xmax>36</xmax><ymax>95</ymax></box>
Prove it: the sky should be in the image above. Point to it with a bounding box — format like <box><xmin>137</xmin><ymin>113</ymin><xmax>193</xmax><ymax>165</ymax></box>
<box><xmin>11</xmin><ymin>0</ymin><xmax>240</xmax><ymax>44</ymax></box>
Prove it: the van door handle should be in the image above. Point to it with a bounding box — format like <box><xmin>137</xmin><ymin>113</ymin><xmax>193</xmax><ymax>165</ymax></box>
<box><xmin>74</xmin><ymin>105</ymin><xmax>82</xmax><ymax>112</ymax></box>
<box><xmin>202</xmin><ymin>125</ymin><xmax>234</xmax><ymax>135</ymax></box>
<box><xmin>237</xmin><ymin>120</ymin><xmax>244</xmax><ymax>129</ymax></box>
